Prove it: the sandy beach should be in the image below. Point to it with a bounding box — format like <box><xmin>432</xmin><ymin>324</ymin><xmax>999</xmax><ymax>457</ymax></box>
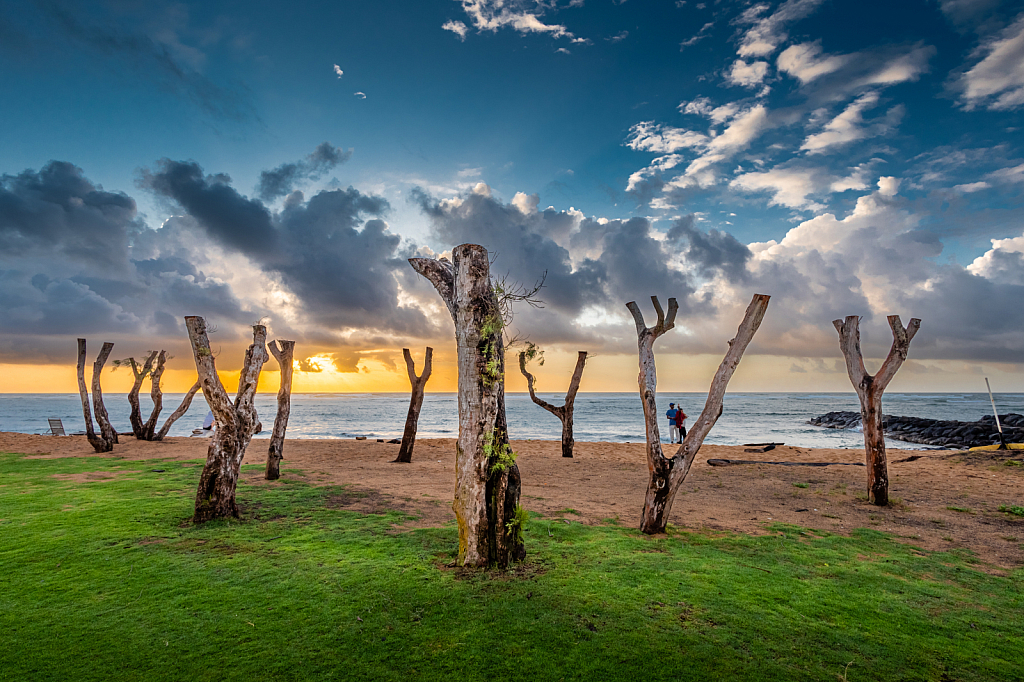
<box><xmin>3</xmin><ymin>432</ymin><xmax>1022</xmax><ymax>569</ymax></box>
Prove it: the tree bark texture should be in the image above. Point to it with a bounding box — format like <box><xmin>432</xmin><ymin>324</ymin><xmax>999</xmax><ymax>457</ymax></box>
<box><xmin>518</xmin><ymin>350</ymin><xmax>587</xmax><ymax>458</ymax></box>
<box><xmin>395</xmin><ymin>347</ymin><xmax>433</xmax><ymax>464</ymax></box>
<box><xmin>91</xmin><ymin>342</ymin><xmax>118</xmax><ymax>446</ymax></box>
<box><xmin>630</xmin><ymin>294</ymin><xmax>771</xmax><ymax>534</ymax></box>
<box><xmin>410</xmin><ymin>246</ymin><xmax>525</xmax><ymax>568</ymax></box>
<box><xmin>265</xmin><ymin>340</ymin><xmax>295</xmax><ymax>480</ymax></box>
<box><xmin>141</xmin><ymin>351</ymin><xmax>167</xmax><ymax>440</ymax></box>
<box><xmin>127</xmin><ymin>352</ymin><xmax>158</xmax><ymax>439</ymax></box>
<box><xmin>833</xmin><ymin>315</ymin><xmax>921</xmax><ymax>506</ymax></box>
<box><xmin>186</xmin><ymin>317</ymin><xmax>269</xmax><ymax>523</ymax></box>
<box><xmin>153</xmin><ymin>380</ymin><xmax>202</xmax><ymax>441</ymax></box>
<box><xmin>76</xmin><ymin>339</ymin><xmax>113</xmax><ymax>453</ymax></box>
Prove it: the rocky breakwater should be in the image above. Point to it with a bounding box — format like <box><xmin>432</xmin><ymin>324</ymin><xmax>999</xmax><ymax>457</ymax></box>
<box><xmin>809</xmin><ymin>411</ymin><xmax>1024</xmax><ymax>449</ymax></box>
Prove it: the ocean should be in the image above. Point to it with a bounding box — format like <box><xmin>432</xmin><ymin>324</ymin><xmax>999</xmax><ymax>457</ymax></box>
<box><xmin>3</xmin><ymin>392</ymin><xmax>1023</xmax><ymax>449</ymax></box>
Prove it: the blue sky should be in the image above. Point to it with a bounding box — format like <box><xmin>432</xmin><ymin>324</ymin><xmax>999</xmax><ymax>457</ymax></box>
<box><xmin>2</xmin><ymin>0</ymin><xmax>1024</xmax><ymax>390</ymax></box>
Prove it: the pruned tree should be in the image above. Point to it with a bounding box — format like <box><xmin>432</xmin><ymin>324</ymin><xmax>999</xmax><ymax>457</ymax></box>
<box><xmin>833</xmin><ymin>315</ymin><xmax>921</xmax><ymax>506</ymax></box>
<box><xmin>629</xmin><ymin>294</ymin><xmax>771</xmax><ymax>534</ymax></box>
<box><xmin>394</xmin><ymin>347</ymin><xmax>433</xmax><ymax>464</ymax></box>
<box><xmin>76</xmin><ymin>339</ymin><xmax>116</xmax><ymax>453</ymax></box>
<box><xmin>140</xmin><ymin>351</ymin><xmax>168</xmax><ymax>440</ymax></box>
<box><xmin>518</xmin><ymin>346</ymin><xmax>588</xmax><ymax>458</ymax></box>
<box><xmin>113</xmin><ymin>352</ymin><xmax>157</xmax><ymax>439</ymax></box>
<box><xmin>186</xmin><ymin>316</ymin><xmax>269</xmax><ymax>523</ymax></box>
<box><xmin>265</xmin><ymin>339</ymin><xmax>295</xmax><ymax>480</ymax></box>
<box><xmin>410</xmin><ymin>245</ymin><xmax>525</xmax><ymax>568</ymax></box>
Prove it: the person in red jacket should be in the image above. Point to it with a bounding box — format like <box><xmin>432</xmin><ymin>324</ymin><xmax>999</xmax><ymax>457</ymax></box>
<box><xmin>675</xmin><ymin>406</ymin><xmax>687</xmax><ymax>443</ymax></box>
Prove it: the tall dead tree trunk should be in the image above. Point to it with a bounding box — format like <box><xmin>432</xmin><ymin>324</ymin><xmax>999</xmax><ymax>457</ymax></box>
<box><xmin>187</xmin><ymin>317</ymin><xmax>269</xmax><ymax>523</ymax></box>
<box><xmin>630</xmin><ymin>294</ymin><xmax>771</xmax><ymax>534</ymax></box>
<box><xmin>91</xmin><ymin>342</ymin><xmax>118</xmax><ymax>446</ymax></box>
<box><xmin>140</xmin><ymin>351</ymin><xmax>167</xmax><ymax>440</ymax></box>
<box><xmin>833</xmin><ymin>315</ymin><xmax>921</xmax><ymax>506</ymax></box>
<box><xmin>395</xmin><ymin>347</ymin><xmax>433</xmax><ymax>464</ymax></box>
<box><xmin>126</xmin><ymin>352</ymin><xmax>157</xmax><ymax>439</ymax></box>
<box><xmin>518</xmin><ymin>350</ymin><xmax>587</xmax><ymax>458</ymax></box>
<box><xmin>153</xmin><ymin>380</ymin><xmax>202</xmax><ymax>441</ymax></box>
<box><xmin>265</xmin><ymin>340</ymin><xmax>295</xmax><ymax>480</ymax></box>
<box><xmin>410</xmin><ymin>245</ymin><xmax>525</xmax><ymax>568</ymax></box>
<box><xmin>76</xmin><ymin>339</ymin><xmax>114</xmax><ymax>453</ymax></box>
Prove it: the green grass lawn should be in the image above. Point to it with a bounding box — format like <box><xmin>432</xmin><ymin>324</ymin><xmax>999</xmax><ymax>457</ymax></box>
<box><xmin>1</xmin><ymin>451</ymin><xmax>1021</xmax><ymax>682</ymax></box>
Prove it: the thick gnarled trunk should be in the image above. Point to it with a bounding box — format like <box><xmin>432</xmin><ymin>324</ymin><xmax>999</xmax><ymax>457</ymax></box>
<box><xmin>265</xmin><ymin>340</ymin><xmax>295</xmax><ymax>480</ymax></box>
<box><xmin>630</xmin><ymin>294</ymin><xmax>771</xmax><ymax>534</ymax></box>
<box><xmin>91</xmin><ymin>342</ymin><xmax>118</xmax><ymax>447</ymax></box>
<box><xmin>127</xmin><ymin>352</ymin><xmax>157</xmax><ymax>439</ymax></box>
<box><xmin>411</xmin><ymin>245</ymin><xmax>524</xmax><ymax>568</ymax></box>
<box><xmin>187</xmin><ymin>317</ymin><xmax>269</xmax><ymax>523</ymax></box>
<box><xmin>77</xmin><ymin>339</ymin><xmax>114</xmax><ymax>453</ymax></box>
<box><xmin>395</xmin><ymin>347</ymin><xmax>432</xmax><ymax>464</ymax></box>
<box><xmin>519</xmin><ymin>350</ymin><xmax>587</xmax><ymax>458</ymax></box>
<box><xmin>833</xmin><ymin>315</ymin><xmax>921</xmax><ymax>506</ymax></box>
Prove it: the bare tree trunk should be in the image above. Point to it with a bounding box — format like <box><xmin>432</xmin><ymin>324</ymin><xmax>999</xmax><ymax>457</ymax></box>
<box><xmin>519</xmin><ymin>350</ymin><xmax>587</xmax><ymax>458</ymax></box>
<box><xmin>395</xmin><ymin>347</ymin><xmax>433</xmax><ymax>464</ymax></box>
<box><xmin>153</xmin><ymin>380</ymin><xmax>202</xmax><ymax>441</ymax></box>
<box><xmin>630</xmin><ymin>294</ymin><xmax>771</xmax><ymax>534</ymax></box>
<box><xmin>265</xmin><ymin>340</ymin><xmax>295</xmax><ymax>480</ymax></box>
<box><xmin>186</xmin><ymin>317</ymin><xmax>269</xmax><ymax>523</ymax></box>
<box><xmin>127</xmin><ymin>352</ymin><xmax>157</xmax><ymax>439</ymax></box>
<box><xmin>91</xmin><ymin>342</ymin><xmax>118</xmax><ymax>446</ymax></box>
<box><xmin>411</xmin><ymin>246</ymin><xmax>525</xmax><ymax>568</ymax></box>
<box><xmin>77</xmin><ymin>339</ymin><xmax>112</xmax><ymax>453</ymax></box>
<box><xmin>833</xmin><ymin>315</ymin><xmax>921</xmax><ymax>506</ymax></box>
<box><xmin>141</xmin><ymin>351</ymin><xmax>167</xmax><ymax>440</ymax></box>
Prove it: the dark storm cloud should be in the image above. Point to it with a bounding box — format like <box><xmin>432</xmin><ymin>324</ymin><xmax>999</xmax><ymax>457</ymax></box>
<box><xmin>256</xmin><ymin>143</ymin><xmax>353</xmax><ymax>202</ymax></box>
<box><xmin>44</xmin><ymin>3</ymin><xmax>259</xmax><ymax>123</ymax></box>
<box><xmin>0</xmin><ymin>161</ymin><xmax>140</xmax><ymax>266</ymax></box>
<box><xmin>667</xmin><ymin>215</ymin><xmax>752</xmax><ymax>282</ymax></box>
<box><xmin>140</xmin><ymin>159</ymin><xmax>278</xmax><ymax>258</ymax></box>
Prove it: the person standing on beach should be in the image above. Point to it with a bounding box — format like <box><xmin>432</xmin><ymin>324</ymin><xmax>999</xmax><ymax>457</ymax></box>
<box><xmin>675</xmin><ymin>406</ymin><xmax>687</xmax><ymax>443</ymax></box>
<box><xmin>665</xmin><ymin>403</ymin><xmax>680</xmax><ymax>444</ymax></box>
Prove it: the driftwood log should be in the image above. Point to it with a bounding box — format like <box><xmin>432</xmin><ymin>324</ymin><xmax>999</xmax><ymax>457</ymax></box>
<box><xmin>518</xmin><ymin>350</ymin><xmax>587</xmax><ymax>458</ymax></box>
<box><xmin>76</xmin><ymin>339</ymin><xmax>115</xmax><ymax>453</ymax></box>
<box><xmin>410</xmin><ymin>245</ymin><xmax>525</xmax><ymax>568</ymax></box>
<box><xmin>265</xmin><ymin>339</ymin><xmax>295</xmax><ymax>480</ymax></box>
<box><xmin>186</xmin><ymin>317</ymin><xmax>269</xmax><ymax>522</ymax></box>
<box><xmin>833</xmin><ymin>314</ymin><xmax>921</xmax><ymax>506</ymax></box>
<box><xmin>630</xmin><ymin>294</ymin><xmax>771</xmax><ymax>534</ymax></box>
<box><xmin>395</xmin><ymin>347</ymin><xmax>432</xmax><ymax>464</ymax></box>
<box><xmin>126</xmin><ymin>352</ymin><xmax>158</xmax><ymax>439</ymax></box>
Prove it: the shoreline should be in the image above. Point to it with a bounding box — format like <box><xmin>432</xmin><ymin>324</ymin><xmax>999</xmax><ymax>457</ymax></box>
<box><xmin>2</xmin><ymin>432</ymin><xmax>1022</xmax><ymax>569</ymax></box>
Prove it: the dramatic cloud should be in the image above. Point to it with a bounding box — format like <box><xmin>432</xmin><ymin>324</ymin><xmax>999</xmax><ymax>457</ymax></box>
<box><xmin>955</xmin><ymin>14</ymin><xmax>1024</xmax><ymax>111</ymax></box>
<box><xmin>734</xmin><ymin>0</ymin><xmax>825</xmax><ymax>58</ymax></box>
<box><xmin>256</xmin><ymin>142</ymin><xmax>353</xmax><ymax>201</ymax></box>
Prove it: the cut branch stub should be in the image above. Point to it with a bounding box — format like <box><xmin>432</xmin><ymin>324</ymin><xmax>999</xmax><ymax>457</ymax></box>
<box><xmin>186</xmin><ymin>316</ymin><xmax>269</xmax><ymax>522</ymax></box>
<box><xmin>519</xmin><ymin>349</ymin><xmax>587</xmax><ymax>458</ymax></box>
<box><xmin>265</xmin><ymin>339</ymin><xmax>295</xmax><ymax>480</ymax></box>
<box><xmin>833</xmin><ymin>314</ymin><xmax>921</xmax><ymax>506</ymax></box>
<box><xmin>410</xmin><ymin>245</ymin><xmax>524</xmax><ymax>568</ymax></box>
<box><xmin>633</xmin><ymin>294</ymin><xmax>771</xmax><ymax>534</ymax></box>
<box><xmin>395</xmin><ymin>347</ymin><xmax>432</xmax><ymax>464</ymax></box>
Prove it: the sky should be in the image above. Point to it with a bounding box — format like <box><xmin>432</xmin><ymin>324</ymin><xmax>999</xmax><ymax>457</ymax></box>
<box><xmin>1</xmin><ymin>0</ymin><xmax>1023</xmax><ymax>394</ymax></box>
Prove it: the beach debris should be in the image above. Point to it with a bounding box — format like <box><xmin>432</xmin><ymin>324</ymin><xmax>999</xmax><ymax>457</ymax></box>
<box><xmin>743</xmin><ymin>442</ymin><xmax>783</xmax><ymax>453</ymax></box>
<box><xmin>833</xmin><ymin>314</ymin><xmax>921</xmax><ymax>506</ymax></box>
<box><xmin>355</xmin><ymin>436</ymin><xmax>367</xmax><ymax>441</ymax></box>
<box><xmin>388</xmin><ymin>439</ymin><xmax>401</xmax><ymax>444</ymax></box>
<box><xmin>706</xmin><ymin>459</ymin><xmax>864</xmax><ymax>467</ymax></box>
<box><xmin>629</xmin><ymin>293</ymin><xmax>771</xmax><ymax>535</ymax></box>
<box><xmin>265</xmin><ymin>339</ymin><xmax>295</xmax><ymax>481</ymax></box>
<box><xmin>394</xmin><ymin>347</ymin><xmax>433</xmax><ymax>463</ymax></box>
<box><xmin>186</xmin><ymin>316</ymin><xmax>270</xmax><ymax>523</ymax></box>
<box><xmin>519</xmin><ymin>345</ymin><xmax>588</xmax><ymax>459</ymax></box>
<box><xmin>76</xmin><ymin>338</ymin><xmax>117</xmax><ymax>453</ymax></box>
<box><xmin>410</xmin><ymin>244</ymin><xmax>525</xmax><ymax>568</ymax></box>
